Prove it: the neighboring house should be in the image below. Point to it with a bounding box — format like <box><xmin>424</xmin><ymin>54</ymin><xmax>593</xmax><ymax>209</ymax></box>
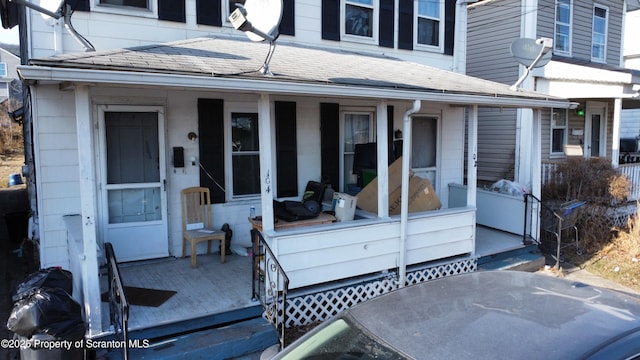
<box><xmin>0</xmin><ymin>47</ymin><xmax>20</xmax><ymax>102</ymax></box>
<box><xmin>467</xmin><ymin>0</ymin><xmax>640</xmax><ymax>189</ymax></box>
<box><xmin>12</xmin><ymin>0</ymin><xmax>569</xmax><ymax>353</ymax></box>
<box><xmin>620</xmin><ymin>9</ymin><xmax>640</xmax><ymax>153</ymax></box>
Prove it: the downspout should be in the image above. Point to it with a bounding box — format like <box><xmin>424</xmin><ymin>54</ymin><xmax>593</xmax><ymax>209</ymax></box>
<box><xmin>398</xmin><ymin>100</ymin><xmax>421</xmax><ymax>288</ymax></box>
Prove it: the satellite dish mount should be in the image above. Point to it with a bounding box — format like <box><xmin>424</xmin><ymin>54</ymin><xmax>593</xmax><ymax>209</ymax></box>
<box><xmin>229</xmin><ymin>0</ymin><xmax>283</xmax><ymax>76</ymax></box>
<box><xmin>509</xmin><ymin>37</ymin><xmax>553</xmax><ymax>90</ymax></box>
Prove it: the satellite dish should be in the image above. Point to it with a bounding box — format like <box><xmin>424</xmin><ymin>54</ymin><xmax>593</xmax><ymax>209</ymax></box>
<box><xmin>229</xmin><ymin>0</ymin><xmax>283</xmax><ymax>42</ymax></box>
<box><xmin>510</xmin><ymin>38</ymin><xmax>552</xmax><ymax>68</ymax></box>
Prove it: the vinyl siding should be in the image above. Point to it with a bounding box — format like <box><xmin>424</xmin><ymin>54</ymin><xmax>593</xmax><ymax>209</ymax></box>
<box><xmin>467</xmin><ymin>0</ymin><xmax>522</xmax><ymax>182</ymax></box>
<box><xmin>621</xmin><ymin>109</ymin><xmax>640</xmax><ymax>139</ymax></box>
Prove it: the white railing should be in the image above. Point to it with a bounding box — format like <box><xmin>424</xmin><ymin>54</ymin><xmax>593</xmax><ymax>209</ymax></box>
<box><xmin>619</xmin><ymin>163</ymin><xmax>640</xmax><ymax>202</ymax></box>
<box><xmin>542</xmin><ymin>161</ymin><xmax>640</xmax><ymax>202</ymax></box>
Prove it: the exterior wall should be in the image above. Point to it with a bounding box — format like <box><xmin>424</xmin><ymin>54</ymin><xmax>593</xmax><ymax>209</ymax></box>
<box><xmin>537</xmin><ymin>0</ymin><xmax>625</xmax><ymax>67</ymax></box>
<box><xmin>36</xmin><ymin>85</ymin><xmax>465</xmax><ymax>267</ymax></box>
<box><xmin>467</xmin><ymin>0</ymin><xmax>521</xmax><ymax>182</ymax></box>
<box><xmin>26</xmin><ymin>0</ymin><xmax>454</xmax><ymax>70</ymax></box>
<box><xmin>33</xmin><ymin>85</ymin><xmax>80</xmax><ymax>268</ymax></box>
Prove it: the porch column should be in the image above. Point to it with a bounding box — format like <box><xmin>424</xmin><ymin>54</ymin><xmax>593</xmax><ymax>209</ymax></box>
<box><xmin>75</xmin><ymin>84</ymin><xmax>103</xmax><ymax>337</ymax></box>
<box><xmin>258</xmin><ymin>93</ymin><xmax>275</xmax><ymax>232</ymax></box>
<box><xmin>612</xmin><ymin>98</ymin><xmax>622</xmax><ymax>168</ymax></box>
<box><xmin>467</xmin><ymin>105</ymin><xmax>478</xmax><ymax>208</ymax></box>
<box><xmin>531</xmin><ymin>108</ymin><xmax>542</xmax><ymax>198</ymax></box>
<box><xmin>515</xmin><ymin>109</ymin><xmax>533</xmax><ymax>186</ymax></box>
<box><xmin>376</xmin><ymin>100</ymin><xmax>389</xmax><ymax>218</ymax></box>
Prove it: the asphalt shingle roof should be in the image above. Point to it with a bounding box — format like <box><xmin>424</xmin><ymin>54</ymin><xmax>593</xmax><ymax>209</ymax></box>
<box><xmin>25</xmin><ymin>35</ymin><xmax>563</xmax><ymax>102</ymax></box>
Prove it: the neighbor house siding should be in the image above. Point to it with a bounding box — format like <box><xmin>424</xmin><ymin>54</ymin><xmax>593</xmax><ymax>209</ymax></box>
<box><xmin>467</xmin><ymin>0</ymin><xmax>521</xmax><ymax>182</ymax></box>
<box><xmin>621</xmin><ymin>109</ymin><xmax>640</xmax><ymax>139</ymax></box>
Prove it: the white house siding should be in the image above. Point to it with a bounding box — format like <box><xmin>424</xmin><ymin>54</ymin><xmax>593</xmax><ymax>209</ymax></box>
<box><xmin>467</xmin><ymin>0</ymin><xmax>522</xmax><ymax>182</ymax></box>
<box><xmin>621</xmin><ymin>109</ymin><xmax>640</xmax><ymax>139</ymax></box>
<box><xmin>26</xmin><ymin>0</ymin><xmax>454</xmax><ymax>70</ymax></box>
<box><xmin>33</xmin><ymin>85</ymin><xmax>80</xmax><ymax>268</ymax></box>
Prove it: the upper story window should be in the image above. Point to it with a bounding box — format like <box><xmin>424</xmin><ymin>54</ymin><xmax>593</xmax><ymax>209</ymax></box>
<box><xmin>554</xmin><ymin>0</ymin><xmax>572</xmax><ymax>55</ymax></box>
<box><xmin>99</xmin><ymin>0</ymin><xmax>148</xmax><ymax>9</ymax></box>
<box><xmin>343</xmin><ymin>0</ymin><xmax>378</xmax><ymax>43</ymax></box>
<box><xmin>226</xmin><ymin>0</ymin><xmax>245</xmax><ymax>22</ymax></box>
<box><xmin>0</xmin><ymin>63</ymin><xmax>7</xmax><ymax>77</ymax></box>
<box><xmin>551</xmin><ymin>108</ymin><xmax>568</xmax><ymax>156</ymax></box>
<box><xmin>591</xmin><ymin>5</ymin><xmax>608</xmax><ymax>63</ymax></box>
<box><xmin>415</xmin><ymin>0</ymin><xmax>443</xmax><ymax>49</ymax></box>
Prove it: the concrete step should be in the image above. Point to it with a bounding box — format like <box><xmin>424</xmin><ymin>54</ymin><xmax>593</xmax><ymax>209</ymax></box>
<box><xmin>478</xmin><ymin>245</ymin><xmax>546</xmax><ymax>272</ymax></box>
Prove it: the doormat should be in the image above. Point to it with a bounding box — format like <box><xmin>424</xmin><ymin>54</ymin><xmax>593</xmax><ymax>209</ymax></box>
<box><xmin>101</xmin><ymin>286</ymin><xmax>177</xmax><ymax>307</ymax></box>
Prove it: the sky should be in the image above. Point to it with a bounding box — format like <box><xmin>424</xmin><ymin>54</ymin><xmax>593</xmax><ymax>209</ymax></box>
<box><xmin>0</xmin><ymin>27</ymin><xmax>19</xmax><ymax>45</ymax></box>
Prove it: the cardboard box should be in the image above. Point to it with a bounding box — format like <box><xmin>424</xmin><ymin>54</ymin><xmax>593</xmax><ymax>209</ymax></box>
<box><xmin>333</xmin><ymin>192</ymin><xmax>357</xmax><ymax>221</ymax></box>
<box><xmin>357</xmin><ymin>157</ymin><xmax>441</xmax><ymax>214</ymax></box>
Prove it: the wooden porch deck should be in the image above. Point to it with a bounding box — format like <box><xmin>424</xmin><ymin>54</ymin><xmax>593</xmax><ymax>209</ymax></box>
<box><xmin>101</xmin><ymin>253</ymin><xmax>257</xmax><ymax>332</ymax></box>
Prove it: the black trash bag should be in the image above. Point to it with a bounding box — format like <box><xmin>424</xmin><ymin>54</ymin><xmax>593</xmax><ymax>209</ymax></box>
<box><xmin>7</xmin><ymin>287</ymin><xmax>85</xmax><ymax>340</ymax></box>
<box><xmin>13</xmin><ymin>267</ymin><xmax>73</xmax><ymax>302</ymax></box>
<box><xmin>220</xmin><ymin>223</ymin><xmax>233</xmax><ymax>255</ymax></box>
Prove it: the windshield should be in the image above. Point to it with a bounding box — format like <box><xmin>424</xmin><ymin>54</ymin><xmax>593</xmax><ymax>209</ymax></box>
<box><xmin>278</xmin><ymin>318</ymin><xmax>409</xmax><ymax>360</ymax></box>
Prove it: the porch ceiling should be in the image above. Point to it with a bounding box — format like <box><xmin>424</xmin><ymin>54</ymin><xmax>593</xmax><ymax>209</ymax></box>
<box><xmin>19</xmin><ymin>35</ymin><xmax>570</xmax><ymax>108</ymax></box>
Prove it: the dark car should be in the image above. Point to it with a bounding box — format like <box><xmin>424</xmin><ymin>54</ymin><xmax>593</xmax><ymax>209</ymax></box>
<box><xmin>269</xmin><ymin>271</ymin><xmax>640</xmax><ymax>360</ymax></box>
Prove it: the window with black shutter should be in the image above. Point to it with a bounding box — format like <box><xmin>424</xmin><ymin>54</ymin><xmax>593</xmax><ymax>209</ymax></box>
<box><xmin>196</xmin><ymin>0</ymin><xmax>222</xmax><ymax>26</ymax></box>
<box><xmin>198</xmin><ymin>99</ymin><xmax>226</xmax><ymax>203</ymax></box>
<box><xmin>275</xmin><ymin>101</ymin><xmax>298</xmax><ymax>197</ymax></box>
<box><xmin>322</xmin><ymin>0</ymin><xmax>340</xmax><ymax>41</ymax></box>
<box><xmin>379</xmin><ymin>0</ymin><xmax>394</xmax><ymax>48</ymax></box>
<box><xmin>320</xmin><ymin>103</ymin><xmax>340</xmax><ymax>191</ymax></box>
<box><xmin>398</xmin><ymin>0</ymin><xmax>413</xmax><ymax>50</ymax></box>
<box><xmin>66</xmin><ymin>0</ymin><xmax>90</xmax><ymax>12</ymax></box>
<box><xmin>279</xmin><ymin>0</ymin><xmax>295</xmax><ymax>36</ymax></box>
<box><xmin>158</xmin><ymin>0</ymin><xmax>185</xmax><ymax>23</ymax></box>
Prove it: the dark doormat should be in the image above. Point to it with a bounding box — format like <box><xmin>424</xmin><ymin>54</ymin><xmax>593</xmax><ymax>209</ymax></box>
<box><xmin>101</xmin><ymin>286</ymin><xmax>177</xmax><ymax>307</ymax></box>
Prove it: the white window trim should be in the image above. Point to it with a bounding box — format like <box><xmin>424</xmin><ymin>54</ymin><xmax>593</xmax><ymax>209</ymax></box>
<box><xmin>591</xmin><ymin>4</ymin><xmax>608</xmax><ymax>64</ymax></box>
<box><xmin>413</xmin><ymin>1</ymin><xmax>445</xmax><ymax>52</ymax></box>
<box><xmin>339</xmin><ymin>107</ymin><xmax>376</xmax><ymax>192</ymax></box>
<box><xmin>225</xmin><ymin>103</ymin><xmax>260</xmax><ymax>201</ymax></box>
<box><xmin>341</xmin><ymin>0</ymin><xmax>379</xmax><ymax>45</ymax></box>
<box><xmin>553</xmin><ymin>0</ymin><xmax>572</xmax><ymax>57</ymax></box>
<box><xmin>550</xmin><ymin>108</ymin><xmax>568</xmax><ymax>157</ymax></box>
<box><xmin>93</xmin><ymin>0</ymin><xmax>156</xmax><ymax>18</ymax></box>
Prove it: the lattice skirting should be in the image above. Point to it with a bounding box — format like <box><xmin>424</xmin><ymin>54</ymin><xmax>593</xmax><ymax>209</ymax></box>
<box><xmin>276</xmin><ymin>257</ymin><xmax>477</xmax><ymax>328</ymax></box>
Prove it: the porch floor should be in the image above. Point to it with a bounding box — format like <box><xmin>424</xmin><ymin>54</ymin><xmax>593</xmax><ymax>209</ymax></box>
<box><xmin>475</xmin><ymin>226</ymin><xmax>524</xmax><ymax>258</ymax></box>
<box><xmin>101</xmin><ymin>253</ymin><xmax>257</xmax><ymax>332</ymax></box>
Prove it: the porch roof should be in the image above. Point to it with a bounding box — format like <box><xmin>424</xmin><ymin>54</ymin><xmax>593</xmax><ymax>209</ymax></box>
<box><xmin>19</xmin><ymin>35</ymin><xmax>570</xmax><ymax>108</ymax></box>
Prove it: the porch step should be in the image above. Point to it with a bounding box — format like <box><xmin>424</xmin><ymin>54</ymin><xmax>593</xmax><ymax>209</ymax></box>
<box><xmin>478</xmin><ymin>245</ymin><xmax>546</xmax><ymax>272</ymax></box>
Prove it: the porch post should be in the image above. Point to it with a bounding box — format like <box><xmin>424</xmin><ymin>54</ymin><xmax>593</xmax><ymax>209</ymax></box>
<box><xmin>75</xmin><ymin>84</ymin><xmax>103</xmax><ymax>337</ymax></box>
<box><xmin>467</xmin><ymin>105</ymin><xmax>478</xmax><ymax>208</ymax></box>
<box><xmin>531</xmin><ymin>108</ymin><xmax>542</xmax><ymax>198</ymax></box>
<box><xmin>258</xmin><ymin>93</ymin><xmax>275</xmax><ymax>232</ymax></box>
<box><xmin>612</xmin><ymin>98</ymin><xmax>622</xmax><ymax>168</ymax></box>
<box><xmin>376</xmin><ymin>100</ymin><xmax>389</xmax><ymax>218</ymax></box>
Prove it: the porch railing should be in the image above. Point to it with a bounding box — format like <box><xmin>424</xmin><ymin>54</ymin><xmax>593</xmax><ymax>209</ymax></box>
<box><xmin>543</xmin><ymin>161</ymin><xmax>640</xmax><ymax>202</ymax></box>
<box><xmin>251</xmin><ymin>229</ymin><xmax>290</xmax><ymax>350</ymax></box>
<box><xmin>105</xmin><ymin>242</ymin><xmax>130</xmax><ymax>360</ymax></box>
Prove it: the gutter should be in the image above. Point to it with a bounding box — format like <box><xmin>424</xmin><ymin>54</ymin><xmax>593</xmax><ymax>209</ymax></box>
<box><xmin>398</xmin><ymin>100</ymin><xmax>421</xmax><ymax>288</ymax></box>
<box><xmin>17</xmin><ymin>66</ymin><xmax>572</xmax><ymax>109</ymax></box>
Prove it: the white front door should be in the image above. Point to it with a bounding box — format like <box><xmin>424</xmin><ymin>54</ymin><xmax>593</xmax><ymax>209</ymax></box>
<box><xmin>585</xmin><ymin>102</ymin><xmax>607</xmax><ymax>158</ymax></box>
<box><xmin>98</xmin><ymin>105</ymin><xmax>168</xmax><ymax>262</ymax></box>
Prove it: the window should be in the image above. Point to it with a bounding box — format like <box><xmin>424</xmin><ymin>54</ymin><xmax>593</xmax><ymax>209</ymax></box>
<box><xmin>551</xmin><ymin>108</ymin><xmax>567</xmax><ymax>155</ymax></box>
<box><xmin>226</xmin><ymin>0</ymin><xmax>245</xmax><ymax>20</ymax></box>
<box><xmin>231</xmin><ymin>112</ymin><xmax>260</xmax><ymax>197</ymax></box>
<box><xmin>554</xmin><ymin>0</ymin><xmax>572</xmax><ymax>55</ymax></box>
<box><xmin>411</xmin><ymin>116</ymin><xmax>438</xmax><ymax>187</ymax></box>
<box><xmin>591</xmin><ymin>5</ymin><xmax>608</xmax><ymax>63</ymax></box>
<box><xmin>0</xmin><ymin>63</ymin><xmax>6</xmax><ymax>77</ymax></box>
<box><xmin>343</xmin><ymin>0</ymin><xmax>378</xmax><ymax>41</ymax></box>
<box><xmin>415</xmin><ymin>0</ymin><xmax>442</xmax><ymax>48</ymax></box>
<box><xmin>342</xmin><ymin>111</ymin><xmax>374</xmax><ymax>191</ymax></box>
<box><xmin>99</xmin><ymin>0</ymin><xmax>148</xmax><ymax>9</ymax></box>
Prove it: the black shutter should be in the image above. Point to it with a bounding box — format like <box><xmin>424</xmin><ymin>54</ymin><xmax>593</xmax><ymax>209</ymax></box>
<box><xmin>275</xmin><ymin>101</ymin><xmax>298</xmax><ymax>198</ymax></box>
<box><xmin>387</xmin><ymin>105</ymin><xmax>394</xmax><ymax>164</ymax></box>
<box><xmin>398</xmin><ymin>0</ymin><xmax>413</xmax><ymax>50</ymax></box>
<box><xmin>379</xmin><ymin>0</ymin><xmax>394</xmax><ymax>48</ymax></box>
<box><xmin>158</xmin><ymin>0</ymin><xmax>185</xmax><ymax>23</ymax></box>
<box><xmin>322</xmin><ymin>0</ymin><xmax>340</xmax><ymax>41</ymax></box>
<box><xmin>198</xmin><ymin>99</ymin><xmax>226</xmax><ymax>203</ymax></box>
<box><xmin>444</xmin><ymin>0</ymin><xmax>456</xmax><ymax>55</ymax></box>
<box><xmin>65</xmin><ymin>0</ymin><xmax>90</xmax><ymax>12</ymax></box>
<box><xmin>196</xmin><ymin>0</ymin><xmax>222</xmax><ymax>27</ymax></box>
<box><xmin>279</xmin><ymin>0</ymin><xmax>295</xmax><ymax>36</ymax></box>
<box><xmin>320</xmin><ymin>103</ymin><xmax>340</xmax><ymax>191</ymax></box>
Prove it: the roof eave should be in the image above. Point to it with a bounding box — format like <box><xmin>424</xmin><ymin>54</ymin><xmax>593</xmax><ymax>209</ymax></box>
<box><xmin>17</xmin><ymin>65</ymin><xmax>571</xmax><ymax>109</ymax></box>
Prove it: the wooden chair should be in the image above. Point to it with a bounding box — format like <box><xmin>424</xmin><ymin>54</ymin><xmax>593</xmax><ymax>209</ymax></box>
<box><xmin>181</xmin><ymin>187</ymin><xmax>226</xmax><ymax>268</ymax></box>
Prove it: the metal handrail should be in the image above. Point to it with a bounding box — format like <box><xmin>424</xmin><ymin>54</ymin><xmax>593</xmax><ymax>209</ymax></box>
<box><xmin>251</xmin><ymin>229</ymin><xmax>290</xmax><ymax>349</ymax></box>
<box><xmin>105</xmin><ymin>242</ymin><xmax>130</xmax><ymax>360</ymax></box>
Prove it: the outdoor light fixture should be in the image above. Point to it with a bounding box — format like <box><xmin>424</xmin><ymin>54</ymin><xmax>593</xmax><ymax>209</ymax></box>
<box><xmin>575</xmin><ymin>105</ymin><xmax>585</xmax><ymax>117</ymax></box>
